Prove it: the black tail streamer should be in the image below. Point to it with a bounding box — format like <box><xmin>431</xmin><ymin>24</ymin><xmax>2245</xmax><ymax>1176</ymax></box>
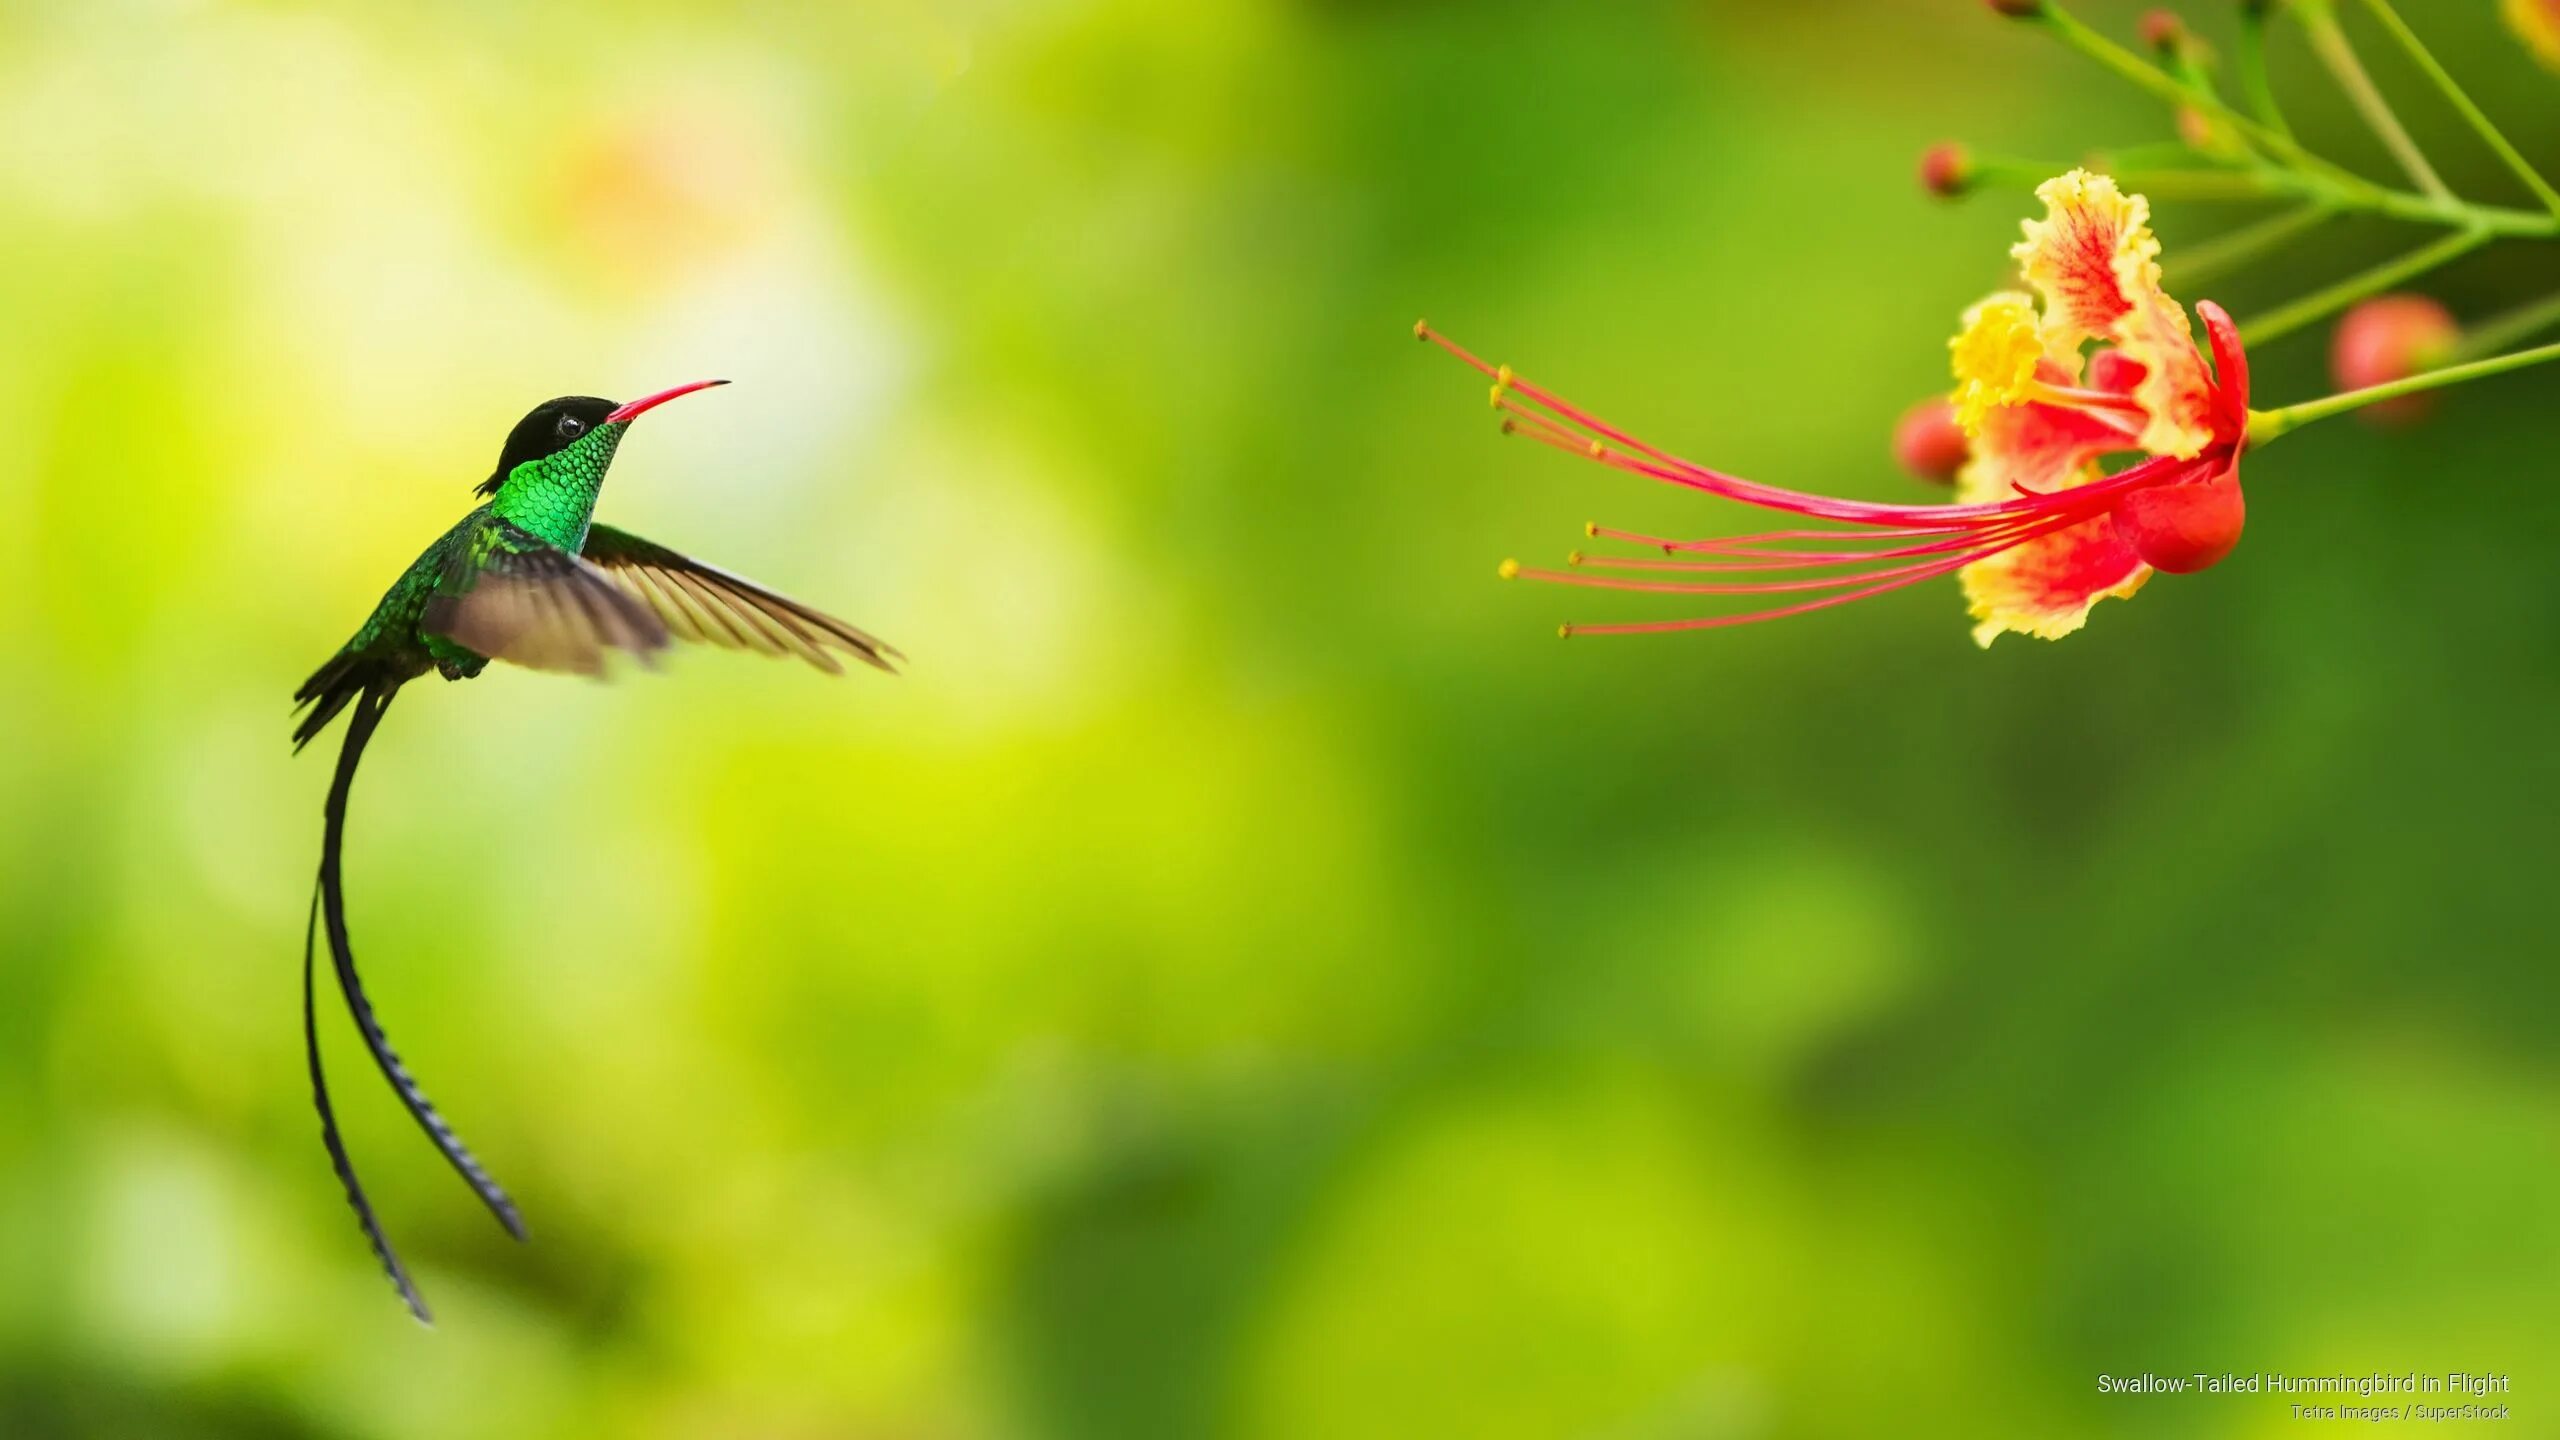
<box><xmin>306</xmin><ymin>683</ymin><xmax>527</xmax><ymax>1322</ymax></box>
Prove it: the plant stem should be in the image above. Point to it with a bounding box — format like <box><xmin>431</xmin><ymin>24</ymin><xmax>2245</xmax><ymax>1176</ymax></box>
<box><xmin>1970</xmin><ymin>155</ymin><xmax>2285</xmax><ymax>200</ymax></box>
<box><xmin>1970</xmin><ymin>157</ymin><xmax>2556</xmax><ymax>237</ymax></box>
<box><xmin>2040</xmin><ymin>3</ymin><xmax>2382</xmax><ymax>199</ymax></box>
<box><xmin>2331</xmin><ymin>184</ymin><xmax>2556</xmax><ymax>237</ymax></box>
<box><xmin>2090</xmin><ymin>141</ymin><xmax>2243</xmax><ymax>172</ymax></box>
<box><xmin>2239</xmin><ymin>227</ymin><xmax>2491</xmax><ymax>346</ymax></box>
<box><xmin>2235</xmin><ymin>4</ymin><xmax>2295</xmax><ymax>140</ymax></box>
<box><xmin>2359</xmin><ymin>0</ymin><xmax>2560</xmax><ymax>222</ymax></box>
<box><xmin>2453</xmin><ymin>290</ymin><xmax>2560</xmax><ymax>361</ymax></box>
<box><xmin>2249</xmin><ymin>338</ymin><xmax>2560</xmax><ymax>443</ymax></box>
<box><xmin>2300</xmin><ymin>4</ymin><xmax>2452</xmax><ymax>201</ymax></box>
<box><xmin>2167</xmin><ymin>204</ymin><xmax>2334</xmax><ymax>289</ymax></box>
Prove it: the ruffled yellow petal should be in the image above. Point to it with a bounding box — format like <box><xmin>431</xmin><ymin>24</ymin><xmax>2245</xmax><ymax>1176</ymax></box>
<box><xmin>2115</xmin><ymin>272</ymin><xmax>2219</xmax><ymax>460</ymax></box>
<box><xmin>1949</xmin><ymin>293</ymin><xmax>2043</xmax><ymax>435</ymax></box>
<box><xmin>2013</xmin><ymin>171</ymin><xmax>2149</xmax><ymax>353</ymax></box>
<box><xmin>2010</xmin><ymin>170</ymin><xmax>2216</xmax><ymax>459</ymax></box>
<box><xmin>1961</xmin><ymin>499</ymin><xmax>2152</xmax><ymax>648</ymax></box>
<box><xmin>2509</xmin><ymin>0</ymin><xmax>2560</xmax><ymax>71</ymax></box>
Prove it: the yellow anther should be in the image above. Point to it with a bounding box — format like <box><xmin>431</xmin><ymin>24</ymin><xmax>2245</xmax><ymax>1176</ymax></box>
<box><xmin>1497</xmin><ymin>558</ymin><xmax>1521</xmax><ymax>581</ymax></box>
<box><xmin>1587</xmin><ymin>440</ymin><xmax>1606</xmax><ymax>459</ymax></box>
<box><xmin>1583</xmin><ymin>521</ymin><xmax>1598</xmax><ymax>537</ymax></box>
<box><xmin>1567</xmin><ymin>550</ymin><xmax>1585</xmax><ymax>566</ymax></box>
<box><xmin>1413</xmin><ymin>318</ymin><xmax>1431</xmax><ymax>341</ymax></box>
<box><xmin>1488</xmin><ymin>383</ymin><xmax>1505</xmax><ymax>410</ymax></box>
<box><xmin>1557</xmin><ymin>623</ymin><xmax>1575</xmax><ymax>640</ymax></box>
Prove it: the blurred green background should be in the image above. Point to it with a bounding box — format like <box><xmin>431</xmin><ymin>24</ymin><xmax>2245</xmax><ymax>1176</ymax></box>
<box><xmin>3</xmin><ymin>0</ymin><xmax>2557</xmax><ymax>1435</ymax></box>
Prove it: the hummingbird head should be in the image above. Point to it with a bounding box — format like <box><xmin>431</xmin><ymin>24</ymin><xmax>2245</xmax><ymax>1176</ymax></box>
<box><xmin>473</xmin><ymin>381</ymin><xmax>728</xmax><ymax>497</ymax></box>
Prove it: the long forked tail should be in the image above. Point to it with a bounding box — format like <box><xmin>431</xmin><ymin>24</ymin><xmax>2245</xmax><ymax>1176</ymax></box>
<box><xmin>305</xmin><ymin>682</ymin><xmax>526</xmax><ymax>1323</ymax></box>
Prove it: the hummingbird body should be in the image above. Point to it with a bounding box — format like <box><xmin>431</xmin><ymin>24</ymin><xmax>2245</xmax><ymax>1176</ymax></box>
<box><xmin>326</xmin><ymin>514</ymin><xmax>486</xmax><ymax>686</ymax></box>
<box><xmin>291</xmin><ymin>381</ymin><xmax>898</xmax><ymax>1321</ymax></box>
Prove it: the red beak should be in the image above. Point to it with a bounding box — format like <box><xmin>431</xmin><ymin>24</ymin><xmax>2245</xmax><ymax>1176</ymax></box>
<box><xmin>604</xmin><ymin>379</ymin><xmax>729</xmax><ymax>425</ymax></box>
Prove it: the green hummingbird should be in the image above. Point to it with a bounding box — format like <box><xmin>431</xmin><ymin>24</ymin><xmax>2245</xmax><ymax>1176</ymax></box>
<box><xmin>291</xmin><ymin>379</ymin><xmax>899</xmax><ymax>1322</ymax></box>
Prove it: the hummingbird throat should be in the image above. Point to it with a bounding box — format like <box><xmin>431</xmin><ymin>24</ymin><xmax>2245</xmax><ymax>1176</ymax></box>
<box><xmin>489</xmin><ymin>421</ymin><xmax>628</xmax><ymax>552</ymax></box>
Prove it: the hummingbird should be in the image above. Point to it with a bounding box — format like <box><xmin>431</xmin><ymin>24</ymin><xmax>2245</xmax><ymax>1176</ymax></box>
<box><xmin>290</xmin><ymin>379</ymin><xmax>899</xmax><ymax>1322</ymax></box>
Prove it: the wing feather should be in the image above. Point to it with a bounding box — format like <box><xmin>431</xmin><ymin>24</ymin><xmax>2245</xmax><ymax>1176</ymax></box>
<box><xmin>580</xmin><ymin>524</ymin><xmax>901</xmax><ymax>676</ymax></box>
<box><xmin>423</xmin><ymin>521</ymin><xmax>672</xmax><ymax>676</ymax></box>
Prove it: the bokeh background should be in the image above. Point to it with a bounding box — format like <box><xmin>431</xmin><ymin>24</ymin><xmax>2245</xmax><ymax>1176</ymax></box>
<box><xmin>3</xmin><ymin>1</ymin><xmax>2557</xmax><ymax>1435</ymax></box>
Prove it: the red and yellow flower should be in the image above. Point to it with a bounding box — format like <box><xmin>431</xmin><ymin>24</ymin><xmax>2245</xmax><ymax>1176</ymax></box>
<box><xmin>1428</xmin><ymin>169</ymin><xmax>2251</xmax><ymax>645</ymax></box>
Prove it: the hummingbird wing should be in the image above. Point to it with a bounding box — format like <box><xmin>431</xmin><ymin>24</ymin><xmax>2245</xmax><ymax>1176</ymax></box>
<box><xmin>581</xmin><ymin>523</ymin><xmax>902</xmax><ymax>676</ymax></box>
<box><xmin>424</xmin><ymin>521</ymin><xmax>671</xmax><ymax>677</ymax></box>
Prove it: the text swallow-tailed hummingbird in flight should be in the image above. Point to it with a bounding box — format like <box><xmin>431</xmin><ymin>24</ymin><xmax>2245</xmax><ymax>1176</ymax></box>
<box><xmin>290</xmin><ymin>379</ymin><xmax>899</xmax><ymax>1321</ymax></box>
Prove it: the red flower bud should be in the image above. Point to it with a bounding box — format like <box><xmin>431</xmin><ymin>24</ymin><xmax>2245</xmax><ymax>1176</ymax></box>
<box><xmin>2330</xmin><ymin>295</ymin><xmax>2460</xmax><ymax>426</ymax></box>
<box><xmin>2140</xmin><ymin>9</ymin><xmax>2186</xmax><ymax>52</ymax></box>
<box><xmin>2112</xmin><ymin>468</ymin><xmax>2245</xmax><ymax>574</ymax></box>
<box><xmin>1918</xmin><ymin>143</ymin><xmax>1972</xmax><ymax>200</ymax></box>
<box><xmin>1892</xmin><ymin>398</ymin><xmax>1969</xmax><ymax>484</ymax></box>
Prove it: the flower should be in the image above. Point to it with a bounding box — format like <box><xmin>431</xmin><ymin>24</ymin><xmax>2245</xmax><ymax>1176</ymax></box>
<box><xmin>2508</xmin><ymin>0</ymin><xmax>2560</xmax><ymax>72</ymax></box>
<box><xmin>1423</xmin><ymin>169</ymin><xmax>2250</xmax><ymax>645</ymax></box>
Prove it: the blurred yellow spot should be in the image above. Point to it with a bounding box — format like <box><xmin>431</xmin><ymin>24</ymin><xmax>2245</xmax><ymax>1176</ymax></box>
<box><xmin>2512</xmin><ymin>0</ymin><xmax>2560</xmax><ymax>71</ymax></box>
<box><xmin>1498</xmin><ymin>558</ymin><xmax>1521</xmax><ymax>580</ymax></box>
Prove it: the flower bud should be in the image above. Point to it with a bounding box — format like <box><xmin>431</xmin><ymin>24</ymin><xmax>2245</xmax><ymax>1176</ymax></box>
<box><xmin>1892</xmin><ymin>398</ymin><xmax>1969</xmax><ymax>484</ymax></box>
<box><xmin>2140</xmin><ymin>9</ymin><xmax>2187</xmax><ymax>52</ymax></box>
<box><xmin>2112</xmin><ymin>469</ymin><xmax>2245</xmax><ymax>574</ymax></box>
<box><xmin>1918</xmin><ymin>143</ymin><xmax>1972</xmax><ymax>199</ymax></box>
<box><xmin>2176</xmin><ymin>106</ymin><xmax>2244</xmax><ymax>157</ymax></box>
<box><xmin>2330</xmin><ymin>295</ymin><xmax>2460</xmax><ymax>426</ymax></box>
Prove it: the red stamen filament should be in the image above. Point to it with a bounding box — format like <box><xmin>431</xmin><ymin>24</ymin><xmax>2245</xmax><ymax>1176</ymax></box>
<box><xmin>1416</xmin><ymin>320</ymin><xmax>2208</xmax><ymax>636</ymax></box>
<box><xmin>1568</xmin><ymin>521</ymin><xmax>2073</xmax><ymax>573</ymax></box>
<box><xmin>1436</xmin><ymin>326</ymin><xmax>2125</xmax><ymax>526</ymax></box>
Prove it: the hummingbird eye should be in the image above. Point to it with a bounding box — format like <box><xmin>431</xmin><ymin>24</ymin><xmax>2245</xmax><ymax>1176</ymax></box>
<box><xmin>555</xmin><ymin>414</ymin><xmax>587</xmax><ymax>441</ymax></box>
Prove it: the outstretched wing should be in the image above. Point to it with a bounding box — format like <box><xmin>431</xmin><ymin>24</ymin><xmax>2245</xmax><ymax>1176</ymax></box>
<box><xmin>580</xmin><ymin>523</ymin><xmax>901</xmax><ymax>676</ymax></box>
<box><xmin>423</xmin><ymin>520</ymin><xmax>671</xmax><ymax>677</ymax></box>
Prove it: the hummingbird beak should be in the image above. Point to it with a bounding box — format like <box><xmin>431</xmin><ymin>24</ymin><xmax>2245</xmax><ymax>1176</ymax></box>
<box><xmin>604</xmin><ymin>379</ymin><xmax>729</xmax><ymax>425</ymax></box>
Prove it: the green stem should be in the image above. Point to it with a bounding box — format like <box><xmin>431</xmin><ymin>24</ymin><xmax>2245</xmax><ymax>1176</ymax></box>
<box><xmin>2235</xmin><ymin>4</ymin><xmax>2295</xmax><ymax>140</ymax></box>
<box><xmin>2453</xmin><ymin>290</ymin><xmax>2560</xmax><ymax>361</ymax></box>
<box><xmin>2249</xmin><ymin>338</ymin><xmax>2560</xmax><ymax>443</ymax></box>
<box><xmin>2238</xmin><ymin>227</ymin><xmax>2491</xmax><ymax>346</ymax></box>
<box><xmin>2300</xmin><ymin>4</ymin><xmax>2452</xmax><ymax>201</ymax></box>
<box><xmin>2040</xmin><ymin>3</ymin><xmax>2383</xmax><ymax>199</ymax></box>
<box><xmin>2166</xmin><ymin>204</ymin><xmax>2334</xmax><ymax>289</ymax></box>
<box><xmin>2337</xmin><ymin>187</ymin><xmax>2555</xmax><ymax>237</ymax></box>
<box><xmin>1970</xmin><ymin>156</ymin><xmax>2284</xmax><ymax>200</ymax></box>
<box><xmin>2090</xmin><ymin>141</ymin><xmax>2246</xmax><ymax>172</ymax></box>
<box><xmin>2359</xmin><ymin>0</ymin><xmax>2560</xmax><ymax>222</ymax></box>
<box><xmin>1969</xmin><ymin>156</ymin><xmax>2556</xmax><ymax>237</ymax></box>
<box><xmin>2165</xmin><ymin>43</ymin><xmax>2247</xmax><ymax>154</ymax></box>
